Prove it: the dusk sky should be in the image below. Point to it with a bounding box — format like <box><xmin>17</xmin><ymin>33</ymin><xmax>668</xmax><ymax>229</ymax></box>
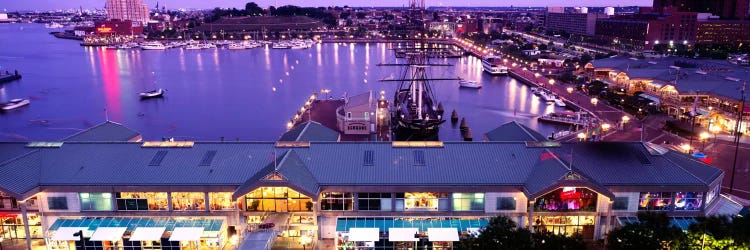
<box><xmin>2</xmin><ymin>0</ymin><xmax>651</xmax><ymax>11</ymax></box>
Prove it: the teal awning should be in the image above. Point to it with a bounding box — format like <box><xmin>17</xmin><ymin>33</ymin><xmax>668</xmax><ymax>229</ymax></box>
<box><xmin>49</xmin><ymin>217</ymin><xmax>223</xmax><ymax>233</ymax></box>
<box><xmin>617</xmin><ymin>216</ymin><xmax>697</xmax><ymax>231</ymax></box>
<box><xmin>336</xmin><ymin>217</ymin><xmax>489</xmax><ymax>232</ymax></box>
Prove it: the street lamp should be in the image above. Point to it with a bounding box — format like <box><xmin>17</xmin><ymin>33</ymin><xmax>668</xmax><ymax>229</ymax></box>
<box><xmin>601</xmin><ymin>123</ymin><xmax>611</xmax><ymax>132</ymax></box>
<box><xmin>680</xmin><ymin>143</ymin><xmax>692</xmax><ymax>154</ymax></box>
<box><xmin>566</xmin><ymin>87</ymin><xmax>573</xmax><ymax>94</ymax></box>
<box><xmin>590</xmin><ymin>97</ymin><xmax>598</xmax><ymax>106</ymax></box>
<box><xmin>577</xmin><ymin>132</ymin><xmax>586</xmax><ymax>141</ymax></box>
<box><xmin>699</xmin><ymin>132</ymin><xmax>710</xmax><ymax>151</ymax></box>
<box><xmin>548</xmin><ymin>79</ymin><xmax>555</xmax><ymax>86</ymax></box>
<box><xmin>710</xmin><ymin>124</ymin><xmax>721</xmax><ymax>142</ymax></box>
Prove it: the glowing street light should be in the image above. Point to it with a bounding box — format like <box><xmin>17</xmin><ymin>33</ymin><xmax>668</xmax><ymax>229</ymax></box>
<box><xmin>699</xmin><ymin>132</ymin><xmax>710</xmax><ymax>150</ymax></box>
<box><xmin>680</xmin><ymin>143</ymin><xmax>692</xmax><ymax>154</ymax></box>
<box><xmin>601</xmin><ymin>123</ymin><xmax>611</xmax><ymax>131</ymax></box>
<box><xmin>548</xmin><ymin>79</ymin><xmax>555</xmax><ymax>85</ymax></box>
<box><xmin>566</xmin><ymin>87</ymin><xmax>574</xmax><ymax>93</ymax></box>
<box><xmin>577</xmin><ymin>132</ymin><xmax>587</xmax><ymax>141</ymax></box>
<box><xmin>590</xmin><ymin>97</ymin><xmax>598</xmax><ymax>106</ymax></box>
<box><xmin>622</xmin><ymin>115</ymin><xmax>630</xmax><ymax>123</ymax></box>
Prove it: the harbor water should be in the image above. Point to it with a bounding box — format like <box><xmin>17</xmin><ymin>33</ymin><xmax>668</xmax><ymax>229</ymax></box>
<box><xmin>0</xmin><ymin>23</ymin><xmax>567</xmax><ymax>141</ymax></box>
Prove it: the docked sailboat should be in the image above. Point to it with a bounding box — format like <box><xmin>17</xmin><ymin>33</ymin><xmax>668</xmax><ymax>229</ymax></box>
<box><xmin>1</xmin><ymin>99</ymin><xmax>30</xmax><ymax>111</ymax></box>
<box><xmin>381</xmin><ymin>52</ymin><xmax>457</xmax><ymax>141</ymax></box>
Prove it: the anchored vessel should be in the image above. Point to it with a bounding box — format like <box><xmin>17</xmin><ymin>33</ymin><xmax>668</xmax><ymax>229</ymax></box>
<box><xmin>481</xmin><ymin>55</ymin><xmax>509</xmax><ymax>75</ymax></box>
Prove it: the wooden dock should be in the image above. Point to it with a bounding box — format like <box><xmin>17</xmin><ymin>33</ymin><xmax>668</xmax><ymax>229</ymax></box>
<box><xmin>0</xmin><ymin>73</ymin><xmax>21</xmax><ymax>84</ymax></box>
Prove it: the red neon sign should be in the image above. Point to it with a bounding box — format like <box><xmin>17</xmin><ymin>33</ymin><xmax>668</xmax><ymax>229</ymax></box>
<box><xmin>560</xmin><ymin>187</ymin><xmax>581</xmax><ymax>200</ymax></box>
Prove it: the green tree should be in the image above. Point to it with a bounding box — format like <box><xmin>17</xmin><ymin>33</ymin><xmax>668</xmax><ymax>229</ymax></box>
<box><xmin>608</xmin><ymin>212</ymin><xmax>686</xmax><ymax>250</ymax></box>
<box><xmin>532</xmin><ymin>232</ymin><xmax>586</xmax><ymax>250</ymax></box>
<box><xmin>682</xmin><ymin>215</ymin><xmax>750</xmax><ymax>249</ymax></box>
<box><xmin>457</xmin><ymin>216</ymin><xmax>534</xmax><ymax>250</ymax></box>
<box><xmin>244</xmin><ymin>2</ymin><xmax>264</xmax><ymax>16</ymax></box>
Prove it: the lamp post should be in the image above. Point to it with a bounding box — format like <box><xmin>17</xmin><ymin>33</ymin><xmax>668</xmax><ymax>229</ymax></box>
<box><xmin>622</xmin><ymin>115</ymin><xmax>630</xmax><ymax>130</ymax></box>
<box><xmin>577</xmin><ymin>132</ymin><xmax>586</xmax><ymax>142</ymax></box>
<box><xmin>699</xmin><ymin>132</ymin><xmax>710</xmax><ymax>151</ymax></box>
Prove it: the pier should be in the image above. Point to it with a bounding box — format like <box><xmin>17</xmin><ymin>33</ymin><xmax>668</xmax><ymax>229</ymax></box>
<box><xmin>0</xmin><ymin>70</ymin><xmax>22</xmax><ymax>83</ymax></box>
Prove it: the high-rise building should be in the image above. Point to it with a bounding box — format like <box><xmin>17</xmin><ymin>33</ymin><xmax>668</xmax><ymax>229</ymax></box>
<box><xmin>652</xmin><ymin>0</ymin><xmax>749</xmax><ymax>19</ymax></box>
<box><xmin>105</xmin><ymin>0</ymin><xmax>150</xmax><ymax>25</ymax></box>
<box><xmin>545</xmin><ymin>11</ymin><xmax>608</xmax><ymax>36</ymax></box>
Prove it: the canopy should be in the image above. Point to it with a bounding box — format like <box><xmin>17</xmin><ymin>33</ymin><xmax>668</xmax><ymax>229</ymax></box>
<box><xmin>51</xmin><ymin>227</ymin><xmax>88</xmax><ymax>241</ymax></box>
<box><xmin>130</xmin><ymin>227</ymin><xmax>166</xmax><ymax>241</ymax></box>
<box><xmin>427</xmin><ymin>228</ymin><xmax>459</xmax><ymax>242</ymax></box>
<box><xmin>348</xmin><ymin>228</ymin><xmax>379</xmax><ymax>242</ymax></box>
<box><xmin>388</xmin><ymin>228</ymin><xmax>418</xmax><ymax>242</ymax></box>
<box><xmin>90</xmin><ymin>227</ymin><xmax>127</xmax><ymax>241</ymax></box>
<box><xmin>169</xmin><ymin>227</ymin><xmax>204</xmax><ymax>241</ymax></box>
<box><xmin>466</xmin><ymin>228</ymin><xmax>482</xmax><ymax>236</ymax></box>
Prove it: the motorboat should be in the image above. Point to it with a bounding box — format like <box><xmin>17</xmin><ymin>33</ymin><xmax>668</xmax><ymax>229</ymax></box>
<box><xmin>228</xmin><ymin>43</ymin><xmax>247</xmax><ymax>50</ymax></box>
<box><xmin>459</xmin><ymin>80</ymin><xmax>482</xmax><ymax>89</ymax></box>
<box><xmin>185</xmin><ymin>44</ymin><xmax>202</xmax><ymax>50</ymax></box>
<box><xmin>272</xmin><ymin>42</ymin><xmax>291</xmax><ymax>49</ymax></box>
<box><xmin>291</xmin><ymin>44</ymin><xmax>307</xmax><ymax>49</ymax></box>
<box><xmin>481</xmin><ymin>55</ymin><xmax>509</xmax><ymax>75</ymax></box>
<box><xmin>140</xmin><ymin>89</ymin><xmax>165</xmax><ymax>99</ymax></box>
<box><xmin>140</xmin><ymin>42</ymin><xmax>166</xmax><ymax>50</ymax></box>
<box><xmin>555</xmin><ymin>98</ymin><xmax>566</xmax><ymax>107</ymax></box>
<box><xmin>539</xmin><ymin>91</ymin><xmax>556</xmax><ymax>102</ymax></box>
<box><xmin>1</xmin><ymin>99</ymin><xmax>30</xmax><ymax>111</ymax></box>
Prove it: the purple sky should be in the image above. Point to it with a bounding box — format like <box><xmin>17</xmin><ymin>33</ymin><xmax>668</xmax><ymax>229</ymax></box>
<box><xmin>2</xmin><ymin>0</ymin><xmax>650</xmax><ymax>11</ymax></box>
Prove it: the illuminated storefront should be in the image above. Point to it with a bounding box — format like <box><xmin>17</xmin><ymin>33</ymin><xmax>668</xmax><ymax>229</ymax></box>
<box><xmin>245</xmin><ymin>187</ymin><xmax>313</xmax><ymax>212</ymax></box>
<box><xmin>534</xmin><ymin>187</ymin><xmax>598</xmax><ymax>212</ymax></box>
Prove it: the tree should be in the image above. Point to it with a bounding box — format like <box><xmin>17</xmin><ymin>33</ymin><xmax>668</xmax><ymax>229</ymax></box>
<box><xmin>532</xmin><ymin>232</ymin><xmax>586</xmax><ymax>250</ymax></box>
<box><xmin>607</xmin><ymin>212</ymin><xmax>686</xmax><ymax>250</ymax></box>
<box><xmin>244</xmin><ymin>2</ymin><xmax>264</xmax><ymax>16</ymax></box>
<box><xmin>457</xmin><ymin>216</ymin><xmax>534</xmax><ymax>250</ymax></box>
<box><xmin>433</xmin><ymin>11</ymin><xmax>439</xmax><ymax>21</ymax></box>
<box><xmin>683</xmin><ymin>215</ymin><xmax>750</xmax><ymax>249</ymax></box>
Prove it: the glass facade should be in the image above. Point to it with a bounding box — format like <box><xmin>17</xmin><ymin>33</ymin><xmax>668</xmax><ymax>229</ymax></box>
<box><xmin>612</xmin><ymin>197</ymin><xmax>629</xmax><ymax>210</ymax></box>
<box><xmin>638</xmin><ymin>192</ymin><xmax>673</xmax><ymax>211</ymax></box>
<box><xmin>209</xmin><ymin>192</ymin><xmax>235</xmax><ymax>210</ymax></box>
<box><xmin>402</xmin><ymin>192</ymin><xmax>448</xmax><ymax>211</ymax></box>
<box><xmin>452</xmin><ymin>193</ymin><xmax>484</xmax><ymax>211</ymax></box>
<box><xmin>1</xmin><ymin>214</ymin><xmax>43</xmax><ymax>239</ymax></box>
<box><xmin>116</xmin><ymin>192</ymin><xmax>168</xmax><ymax>211</ymax></box>
<box><xmin>245</xmin><ymin>187</ymin><xmax>313</xmax><ymax>212</ymax></box>
<box><xmin>47</xmin><ymin>197</ymin><xmax>68</xmax><ymax>210</ymax></box>
<box><xmin>79</xmin><ymin>193</ymin><xmax>113</xmax><ymax>211</ymax></box>
<box><xmin>357</xmin><ymin>193</ymin><xmax>392</xmax><ymax>211</ymax></box>
<box><xmin>171</xmin><ymin>192</ymin><xmax>205</xmax><ymax>211</ymax></box>
<box><xmin>534</xmin><ymin>188</ymin><xmax>598</xmax><ymax>212</ymax></box>
<box><xmin>320</xmin><ymin>192</ymin><xmax>354</xmax><ymax>211</ymax></box>
<box><xmin>496</xmin><ymin>197</ymin><xmax>516</xmax><ymax>210</ymax></box>
<box><xmin>533</xmin><ymin>216</ymin><xmax>596</xmax><ymax>239</ymax></box>
<box><xmin>674</xmin><ymin>192</ymin><xmax>703</xmax><ymax>211</ymax></box>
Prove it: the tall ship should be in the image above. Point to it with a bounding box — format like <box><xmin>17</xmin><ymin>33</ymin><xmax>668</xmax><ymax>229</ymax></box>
<box><xmin>482</xmin><ymin>55</ymin><xmax>509</xmax><ymax>75</ymax></box>
<box><xmin>382</xmin><ymin>52</ymin><xmax>452</xmax><ymax>141</ymax></box>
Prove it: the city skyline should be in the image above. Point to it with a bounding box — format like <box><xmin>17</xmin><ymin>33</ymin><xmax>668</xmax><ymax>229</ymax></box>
<box><xmin>2</xmin><ymin>0</ymin><xmax>651</xmax><ymax>11</ymax></box>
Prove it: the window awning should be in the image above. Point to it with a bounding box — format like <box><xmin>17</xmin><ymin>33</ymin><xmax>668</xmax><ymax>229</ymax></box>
<box><xmin>51</xmin><ymin>227</ymin><xmax>89</xmax><ymax>241</ymax></box>
<box><xmin>388</xmin><ymin>228</ymin><xmax>418</xmax><ymax>242</ymax></box>
<box><xmin>130</xmin><ymin>227</ymin><xmax>166</xmax><ymax>241</ymax></box>
<box><xmin>90</xmin><ymin>227</ymin><xmax>127</xmax><ymax>241</ymax></box>
<box><xmin>348</xmin><ymin>228</ymin><xmax>379</xmax><ymax>242</ymax></box>
<box><xmin>427</xmin><ymin>228</ymin><xmax>459</xmax><ymax>242</ymax></box>
<box><xmin>169</xmin><ymin>227</ymin><xmax>204</xmax><ymax>241</ymax></box>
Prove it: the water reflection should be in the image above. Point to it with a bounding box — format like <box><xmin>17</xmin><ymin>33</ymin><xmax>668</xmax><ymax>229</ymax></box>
<box><xmin>97</xmin><ymin>48</ymin><xmax>122</xmax><ymax>121</ymax></box>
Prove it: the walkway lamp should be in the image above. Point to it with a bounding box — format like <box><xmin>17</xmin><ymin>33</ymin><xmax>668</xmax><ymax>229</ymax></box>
<box><xmin>567</xmin><ymin>87</ymin><xmax>574</xmax><ymax>94</ymax></box>
<box><xmin>590</xmin><ymin>97</ymin><xmax>598</xmax><ymax>106</ymax></box>
<box><xmin>577</xmin><ymin>132</ymin><xmax>586</xmax><ymax>141</ymax></box>
<box><xmin>548</xmin><ymin>79</ymin><xmax>555</xmax><ymax>85</ymax></box>
<box><xmin>680</xmin><ymin>143</ymin><xmax>692</xmax><ymax>154</ymax></box>
<box><xmin>699</xmin><ymin>132</ymin><xmax>710</xmax><ymax>150</ymax></box>
<box><xmin>710</xmin><ymin>124</ymin><xmax>721</xmax><ymax>142</ymax></box>
<box><xmin>601</xmin><ymin>123</ymin><xmax>611</xmax><ymax>132</ymax></box>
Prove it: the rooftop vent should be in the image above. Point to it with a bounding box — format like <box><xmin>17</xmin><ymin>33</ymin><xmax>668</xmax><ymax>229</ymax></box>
<box><xmin>25</xmin><ymin>142</ymin><xmax>63</xmax><ymax>148</ymax></box>
<box><xmin>142</xmin><ymin>141</ymin><xmax>194</xmax><ymax>148</ymax></box>
<box><xmin>413</xmin><ymin>150</ymin><xmax>426</xmax><ymax>166</ymax></box>
<box><xmin>199</xmin><ymin>150</ymin><xmax>217</xmax><ymax>166</ymax></box>
<box><xmin>363</xmin><ymin>150</ymin><xmax>375</xmax><ymax>166</ymax></box>
<box><xmin>148</xmin><ymin>151</ymin><xmax>168</xmax><ymax>166</ymax></box>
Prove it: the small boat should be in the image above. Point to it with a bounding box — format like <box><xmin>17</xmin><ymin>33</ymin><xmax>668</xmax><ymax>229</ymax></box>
<box><xmin>139</xmin><ymin>89</ymin><xmax>165</xmax><ymax>99</ymax></box>
<box><xmin>291</xmin><ymin>44</ymin><xmax>307</xmax><ymax>49</ymax></box>
<box><xmin>1</xmin><ymin>99</ymin><xmax>30</xmax><ymax>111</ymax></box>
<box><xmin>141</xmin><ymin>42</ymin><xmax>166</xmax><ymax>50</ymax></box>
<box><xmin>459</xmin><ymin>80</ymin><xmax>482</xmax><ymax>89</ymax></box>
<box><xmin>272</xmin><ymin>42</ymin><xmax>291</xmax><ymax>49</ymax></box>
<box><xmin>202</xmin><ymin>43</ymin><xmax>217</xmax><ymax>49</ymax></box>
<box><xmin>227</xmin><ymin>43</ymin><xmax>247</xmax><ymax>50</ymax></box>
<box><xmin>539</xmin><ymin>91</ymin><xmax>556</xmax><ymax>102</ymax></box>
<box><xmin>185</xmin><ymin>44</ymin><xmax>202</xmax><ymax>50</ymax></box>
<box><xmin>481</xmin><ymin>56</ymin><xmax>509</xmax><ymax>75</ymax></box>
<box><xmin>555</xmin><ymin>99</ymin><xmax>566</xmax><ymax>107</ymax></box>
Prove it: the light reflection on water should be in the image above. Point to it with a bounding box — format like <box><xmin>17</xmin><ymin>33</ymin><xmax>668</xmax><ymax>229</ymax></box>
<box><xmin>0</xmin><ymin>24</ymin><xmax>567</xmax><ymax>141</ymax></box>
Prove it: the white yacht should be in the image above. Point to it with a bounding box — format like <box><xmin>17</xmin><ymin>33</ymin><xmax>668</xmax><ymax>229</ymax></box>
<box><xmin>1</xmin><ymin>99</ymin><xmax>30</xmax><ymax>111</ymax></box>
<box><xmin>185</xmin><ymin>44</ymin><xmax>202</xmax><ymax>50</ymax></box>
<box><xmin>228</xmin><ymin>43</ymin><xmax>247</xmax><ymax>50</ymax></box>
<box><xmin>201</xmin><ymin>43</ymin><xmax>217</xmax><ymax>49</ymax></box>
<box><xmin>481</xmin><ymin>55</ymin><xmax>509</xmax><ymax>75</ymax></box>
<box><xmin>140</xmin><ymin>42</ymin><xmax>166</xmax><ymax>50</ymax></box>
<box><xmin>458</xmin><ymin>80</ymin><xmax>482</xmax><ymax>89</ymax></box>
<box><xmin>272</xmin><ymin>42</ymin><xmax>291</xmax><ymax>49</ymax></box>
<box><xmin>555</xmin><ymin>98</ymin><xmax>567</xmax><ymax>107</ymax></box>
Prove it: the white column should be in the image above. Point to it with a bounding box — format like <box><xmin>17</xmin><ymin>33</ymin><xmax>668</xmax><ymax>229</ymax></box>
<box><xmin>21</xmin><ymin>201</ymin><xmax>32</xmax><ymax>250</ymax></box>
<box><xmin>204</xmin><ymin>192</ymin><xmax>210</xmax><ymax>212</ymax></box>
<box><xmin>604</xmin><ymin>200</ymin><xmax>613</xmax><ymax>243</ymax></box>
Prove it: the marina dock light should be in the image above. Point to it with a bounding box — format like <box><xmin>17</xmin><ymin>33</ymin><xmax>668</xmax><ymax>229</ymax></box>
<box><xmin>548</xmin><ymin>79</ymin><xmax>555</xmax><ymax>85</ymax></box>
<box><xmin>286</xmin><ymin>121</ymin><xmax>293</xmax><ymax>130</ymax></box>
<box><xmin>534</xmin><ymin>73</ymin><xmax>540</xmax><ymax>78</ymax></box>
<box><xmin>590</xmin><ymin>98</ymin><xmax>598</xmax><ymax>105</ymax></box>
<box><xmin>566</xmin><ymin>87</ymin><xmax>573</xmax><ymax>93</ymax></box>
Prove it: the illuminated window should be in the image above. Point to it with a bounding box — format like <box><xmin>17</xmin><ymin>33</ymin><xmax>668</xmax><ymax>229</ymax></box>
<box><xmin>321</xmin><ymin>192</ymin><xmax>353</xmax><ymax>211</ymax></box>
<box><xmin>534</xmin><ymin>187</ymin><xmax>598</xmax><ymax>212</ymax></box>
<box><xmin>638</xmin><ymin>192</ymin><xmax>672</xmax><ymax>211</ymax></box>
<box><xmin>245</xmin><ymin>187</ymin><xmax>312</xmax><ymax>212</ymax></box>
<box><xmin>79</xmin><ymin>193</ymin><xmax>113</xmax><ymax>211</ymax></box>
<box><xmin>452</xmin><ymin>193</ymin><xmax>484</xmax><ymax>211</ymax></box>
<box><xmin>209</xmin><ymin>192</ymin><xmax>235</xmax><ymax>211</ymax></box>
<box><xmin>401</xmin><ymin>192</ymin><xmax>448</xmax><ymax>211</ymax></box>
<box><xmin>171</xmin><ymin>192</ymin><xmax>205</xmax><ymax>211</ymax></box>
<box><xmin>674</xmin><ymin>192</ymin><xmax>703</xmax><ymax>211</ymax></box>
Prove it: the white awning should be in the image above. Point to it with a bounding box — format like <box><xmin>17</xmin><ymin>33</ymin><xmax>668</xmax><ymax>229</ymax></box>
<box><xmin>427</xmin><ymin>228</ymin><xmax>459</xmax><ymax>242</ymax></box>
<box><xmin>348</xmin><ymin>228</ymin><xmax>379</xmax><ymax>242</ymax></box>
<box><xmin>466</xmin><ymin>228</ymin><xmax>482</xmax><ymax>236</ymax></box>
<box><xmin>52</xmin><ymin>227</ymin><xmax>88</xmax><ymax>241</ymax></box>
<box><xmin>169</xmin><ymin>227</ymin><xmax>204</xmax><ymax>241</ymax></box>
<box><xmin>90</xmin><ymin>227</ymin><xmax>127</xmax><ymax>242</ymax></box>
<box><xmin>130</xmin><ymin>227</ymin><xmax>166</xmax><ymax>241</ymax></box>
<box><xmin>388</xmin><ymin>228</ymin><xmax>418</xmax><ymax>242</ymax></box>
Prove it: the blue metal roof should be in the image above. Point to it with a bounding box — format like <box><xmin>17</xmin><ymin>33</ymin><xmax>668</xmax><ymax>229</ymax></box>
<box><xmin>49</xmin><ymin>217</ymin><xmax>223</xmax><ymax>232</ymax></box>
<box><xmin>484</xmin><ymin>121</ymin><xmax>548</xmax><ymax>142</ymax></box>
<box><xmin>279</xmin><ymin>121</ymin><xmax>339</xmax><ymax>142</ymax></box>
<box><xmin>63</xmin><ymin>121</ymin><xmax>140</xmax><ymax>142</ymax></box>
<box><xmin>335</xmin><ymin>217</ymin><xmax>490</xmax><ymax>232</ymax></box>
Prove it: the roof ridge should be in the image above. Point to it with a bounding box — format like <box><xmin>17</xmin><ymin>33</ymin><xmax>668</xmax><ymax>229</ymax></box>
<box><xmin>295</xmin><ymin>122</ymin><xmax>313</xmax><ymax>141</ymax></box>
<box><xmin>0</xmin><ymin>149</ymin><xmax>40</xmax><ymax>167</ymax></box>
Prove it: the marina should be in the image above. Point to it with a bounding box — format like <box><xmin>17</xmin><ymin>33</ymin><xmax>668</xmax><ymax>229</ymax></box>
<box><xmin>0</xmin><ymin>23</ymin><xmax>568</xmax><ymax>141</ymax></box>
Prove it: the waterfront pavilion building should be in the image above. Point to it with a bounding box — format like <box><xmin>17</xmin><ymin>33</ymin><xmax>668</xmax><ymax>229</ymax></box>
<box><xmin>0</xmin><ymin>122</ymin><xmax>732</xmax><ymax>249</ymax></box>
